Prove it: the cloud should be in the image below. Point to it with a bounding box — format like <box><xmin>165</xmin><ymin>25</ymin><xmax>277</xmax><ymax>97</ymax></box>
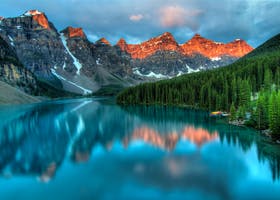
<box><xmin>159</xmin><ymin>5</ymin><xmax>202</xmax><ymax>30</ymax></box>
<box><xmin>129</xmin><ymin>14</ymin><xmax>144</xmax><ymax>22</ymax></box>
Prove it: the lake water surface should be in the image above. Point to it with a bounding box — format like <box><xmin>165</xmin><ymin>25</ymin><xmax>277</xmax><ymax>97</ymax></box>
<box><xmin>0</xmin><ymin>98</ymin><xmax>280</xmax><ymax>200</ymax></box>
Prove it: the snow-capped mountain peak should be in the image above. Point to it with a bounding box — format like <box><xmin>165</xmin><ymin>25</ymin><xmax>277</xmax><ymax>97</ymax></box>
<box><xmin>23</xmin><ymin>10</ymin><xmax>43</xmax><ymax>16</ymax></box>
<box><xmin>20</xmin><ymin>10</ymin><xmax>50</xmax><ymax>29</ymax></box>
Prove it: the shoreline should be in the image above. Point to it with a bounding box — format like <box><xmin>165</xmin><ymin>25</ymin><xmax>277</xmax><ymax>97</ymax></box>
<box><xmin>229</xmin><ymin>119</ymin><xmax>280</xmax><ymax>144</ymax></box>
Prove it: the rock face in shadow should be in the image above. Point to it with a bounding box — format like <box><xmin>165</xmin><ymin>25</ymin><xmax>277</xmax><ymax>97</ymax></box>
<box><xmin>0</xmin><ymin>35</ymin><xmax>37</xmax><ymax>94</ymax></box>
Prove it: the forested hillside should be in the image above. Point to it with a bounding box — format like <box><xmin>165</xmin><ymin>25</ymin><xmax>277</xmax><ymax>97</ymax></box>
<box><xmin>117</xmin><ymin>33</ymin><xmax>280</xmax><ymax>135</ymax></box>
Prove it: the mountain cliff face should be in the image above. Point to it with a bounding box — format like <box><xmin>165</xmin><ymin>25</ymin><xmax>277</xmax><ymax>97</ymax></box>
<box><xmin>24</xmin><ymin>10</ymin><xmax>51</xmax><ymax>29</ymax></box>
<box><xmin>116</xmin><ymin>32</ymin><xmax>253</xmax><ymax>78</ymax></box>
<box><xmin>62</xmin><ymin>26</ymin><xmax>86</xmax><ymax>38</ymax></box>
<box><xmin>0</xmin><ymin>35</ymin><xmax>37</xmax><ymax>94</ymax></box>
<box><xmin>181</xmin><ymin>34</ymin><xmax>253</xmax><ymax>59</ymax></box>
<box><xmin>59</xmin><ymin>28</ymin><xmax>134</xmax><ymax>93</ymax></box>
<box><xmin>118</xmin><ymin>32</ymin><xmax>180</xmax><ymax>59</ymax></box>
<box><xmin>0</xmin><ymin>10</ymin><xmax>78</xmax><ymax>86</ymax></box>
<box><xmin>118</xmin><ymin>32</ymin><xmax>253</xmax><ymax>60</ymax></box>
<box><xmin>0</xmin><ymin>10</ymin><xmax>94</xmax><ymax>95</ymax></box>
<box><xmin>0</xmin><ymin>10</ymin><xmax>254</xmax><ymax>96</ymax></box>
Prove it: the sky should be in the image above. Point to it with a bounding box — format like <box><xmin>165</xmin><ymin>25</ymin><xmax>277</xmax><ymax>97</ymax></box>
<box><xmin>0</xmin><ymin>0</ymin><xmax>280</xmax><ymax>47</ymax></box>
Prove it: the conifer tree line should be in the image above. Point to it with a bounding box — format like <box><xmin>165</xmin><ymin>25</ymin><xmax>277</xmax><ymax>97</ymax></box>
<box><xmin>117</xmin><ymin>34</ymin><xmax>280</xmax><ymax>135</ymax></box>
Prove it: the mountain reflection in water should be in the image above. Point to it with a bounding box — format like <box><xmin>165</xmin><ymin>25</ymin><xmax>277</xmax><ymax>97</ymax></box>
<box><xmin>0</xmin><ymin>98</ymin><xmax>280</xmax><ymax>200</ymax></box>
<box><xmin>128</xmin><ymin>126</ymin><xmax>218</xmax><ymax>151</ymax></box>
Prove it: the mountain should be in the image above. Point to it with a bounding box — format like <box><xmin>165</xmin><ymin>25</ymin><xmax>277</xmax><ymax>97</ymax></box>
<box><xmin>0</xmin><ymin>37</ymin><xmax>39</xmax><ymax>104</ymax></box>
<box><xmin>117</xmin><ymin>32</ymin><xmax>253</xmax><ymax>78</ymax></box>
<box><xmin>0</xmin><ymin>10</ymin><xmax>102</xmax><ymax>95</ymax></box>
<box><xmin>0</xmin><ymin>10</ymin><xmax>254</xmax><ymax>96</ymax></box>
<box><xmin>0</xmin><ymin>11</ymin><xmax>134</xmax><ymax>95</ymax></box>
<box><xmin>180</xmin><ymin>34</ymin><xmax>253</xmax><ymax>58</ymax></box>
<box><xmin>244</xmin><ymin>33</ymin><xmax>280</xmax><ymax>58</ymax></box>
<box><xmin>0</xmin><ymin>35</ymin><xmax>38</xmax><ymax>94</ymax></box>
<box><xmin>96</xmin><ymin>37</ymin><xmax>111</xmax><ymax>46</ymax></box>
<box><xmin>117</xmin><ymin>32</ymin><xmax>280</xmax><ymax>111</ymax></box>
<box><xmin>118</xmin><ymin>32</ymin><xmax>252</xmax><ymax>60</ymax></box>
<box><xmin>0</xmin><ymin>10</ymin><xmax>72</xmax><ymax>82</ymax></box>
<box><xmin>59</xmin><ymin>28</ymin><xmax>135</xmax><ymax>93</ymax></box>
<box><xmin>118</xmin><ymin>32</ymin><xmax>180</xmax><ymax>59</ymax></box>
<box><xmin>61</xmin><ymin>26</ymin><xmax>86</xmax><ymax>38</ymax></box>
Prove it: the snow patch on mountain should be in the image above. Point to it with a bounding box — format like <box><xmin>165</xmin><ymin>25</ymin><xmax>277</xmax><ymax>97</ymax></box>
<box><xmin>62</xmin><ymin>62</ymin><xmax>66</xmax><ymax>70</ymax></box>
<box><xmin>211</xmin><ymin>57</ymin><xmax>221</xmax><ymax>61</ymax></box>
<box><xmin>8</xmin><ymin>35</ymin><xmax>14</xmax><ymax>46</ymax></box>
<box><xmin>51</xmin><ymin>68</ymin><xmax>91</xmax><ymax>95</ymax></box>
<box><xmin>133</xmin><ymin>64</ymin><xmax>202</xmax><ymax>78</ymax></box>
<box><xmin>145</xmin><ymin>71</ymin><xmax>170</xmax><ymax>79</ymax></box>
<box><xmin>177</xmin><ymin>71</ymin><xmax>184</xmax><ymax>77</ymax></box>
<box><xmin>186</xmin><ymin>64</ymin><xmax>200</xmax><ymax>73</ymax></box>
<box><xmin>60</xmin><ymin>33</ymin><xmax>82</xmax><ymax>75</ymax></box>
<box><xmin>133</xmin><ymin>68</ymin><xmax>170</xmax><ymax>79</ymax></box>
<box><xmin>23</xmin><ymin>10</ymin><xmax>42</xmax><ymax>17</ymax></box>
<box><xmin>96</xmin><ymin>58</ymin><xmax>101</xmax><ymax>65</ymax></box>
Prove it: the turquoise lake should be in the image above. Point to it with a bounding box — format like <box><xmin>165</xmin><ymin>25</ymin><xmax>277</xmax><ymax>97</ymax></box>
<box><xmin>0</xmin><ymin>98</ymin><xmax>280</xmax><ymax>200</ymax></box>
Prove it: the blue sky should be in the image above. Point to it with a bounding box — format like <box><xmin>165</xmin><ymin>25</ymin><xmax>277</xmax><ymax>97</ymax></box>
<box><xmin>1</xmin><ymin>0</ymin><xmax>280</xmax><ymax>47</ymax></box>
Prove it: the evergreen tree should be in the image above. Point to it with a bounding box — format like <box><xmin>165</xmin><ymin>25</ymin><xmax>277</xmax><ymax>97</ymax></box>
<box><xmin>277</xmin><ymin>92</ymin><xmax>280</xmax><ymax>134</ymax></box>
<box><xmin>230</xmin><ymin>103</ymin><xmax>236</xmax><ymax>121</ymax></box>
<box><xmin>269</xmin><ymin>91</ymin><xmax>278</xmax><ymax>134</ymax></box>
<box><xmin>276</xmin><ymin>68</ymin><xmax>280</xmax><ymax>90</ymax></box>
<box><xmin>269</xmin><ymin>91</ymin><xmax>280</xmax><ymax>135</ymax></box>
<box><xmin>254</xmin><ymin>91</ymin><xmax>269</xmax><ymax>130</ymax></box>
<box><xmin>223</xmin><ymin>81</ymin><xmax>229</xmax><ymax>111</ymax></box>
<box><xmin>231</xmin><ymin>78</ymin><xmax>237</xmax><ymax>107</ymax></box>
<box><xmin>251</xmin><ymin>76</ymin><xmax>257</xmax><ymax>94</ymax></box>
<box><xmin>238</xmin><ymin>79</ymin><xmax>251</xmax><ymax>109</ymax></box>
<box><xmin>207</xmin><ymin>84</ymin><xmax>212</xmax><ymax>111</ymax></box>
<box><xmin>264</xmin><ymin>68</ymin><xmax>272</xmax><ymax>91</ymax></box>
<box><xmin>237</xmin><ymin>105</ymin><xmax>246</xmax><ymax>120</ymax></box>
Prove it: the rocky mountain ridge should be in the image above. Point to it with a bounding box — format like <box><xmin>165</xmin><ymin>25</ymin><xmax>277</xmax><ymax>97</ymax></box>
<box><xmin>181</xmin><ymin>34</ymin><xmax>253</xmax><ymax>59</ymax></box>
<box><xmin>116</xmin><ymin>32</ymin><xmax>253</xmax><ymax>60</ymax></box>
<box><xmin>0</xmin><ymin>10</ymin><xmax>254</xmax><ymax>95</ymax></box>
